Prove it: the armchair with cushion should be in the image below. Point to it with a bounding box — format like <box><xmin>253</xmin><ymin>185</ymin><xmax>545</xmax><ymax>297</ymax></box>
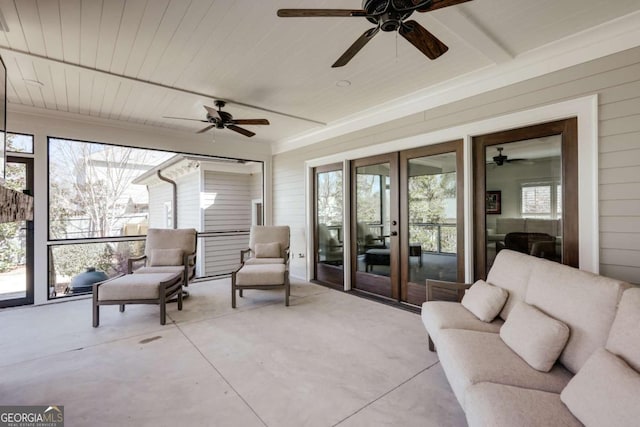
<box><xmin>232</xmin><ymin>226</ymin><xmax>290</xmax><ymax>307</ymax></box>
<box><xmin>128</xmin><ymin>228</ymin><xmax>197</xmax><ymax>289</ymax></box>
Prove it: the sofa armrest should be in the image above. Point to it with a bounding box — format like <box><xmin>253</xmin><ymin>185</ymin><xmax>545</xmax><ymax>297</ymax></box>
<box><xmin>240</xmin><ymin>248</ymin><xmax>251</xmax><ymax>264</ymax></box>
<box><xmin>127</xmin><ymin>255</ymin><xmax>147</xmax><ymax>274</ymax></box>
<box><xmin>426</xmin><ymin>279</ymin><xmax>472</xmax><ymax>302</ymax></box>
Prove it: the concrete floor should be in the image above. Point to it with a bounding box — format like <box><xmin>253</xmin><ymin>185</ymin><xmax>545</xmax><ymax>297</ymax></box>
<box><xmin>0</xmin><ymin>278</ymin><xmax>466</xmax><ymax>427</ymax></box>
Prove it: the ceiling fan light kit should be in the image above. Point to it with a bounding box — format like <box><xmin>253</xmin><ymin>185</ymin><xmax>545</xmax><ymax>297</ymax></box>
<box><xmin>277</xmin><ymin>0</ymin><xmax>471</xmax><ymax>67</ymax></box>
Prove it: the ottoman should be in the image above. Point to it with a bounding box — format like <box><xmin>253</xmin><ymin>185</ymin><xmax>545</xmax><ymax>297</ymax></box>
<box><xmin>231</xmin><ymin>263</ymin><xmax>289</xmax><ymax>308</ymax></box>
<box><xmin>92</xmin><ymin>272</ymin><xmax>183</xmax><ymax>327</ymax></box>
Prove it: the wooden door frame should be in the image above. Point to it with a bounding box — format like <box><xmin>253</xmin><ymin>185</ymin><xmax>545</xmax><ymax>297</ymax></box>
<box><xmin>312</xmin><ymin>163</ymin><xmax>345</xmax><ymax>290</ymax></box>
<box><xmin>399</xmin><ymin>140</ymin><xmax>465</xmax><ymax>304</ymax></box>
<box><xmin>472</xmin><ymin>118</ymin><xmax>579</xmax><ymax>280</ymax></box>
<box><xmin>351</xmin><ymin>153</ymin><xmax>399</xmax><ymax>300</ymax></box>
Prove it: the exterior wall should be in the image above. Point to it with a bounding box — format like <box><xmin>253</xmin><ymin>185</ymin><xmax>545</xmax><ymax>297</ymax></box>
<box><xmin>201</xmin><ymin>171</ymin><xmax>253</xmax><ymax>276</ymax></box>
<box><xmin>176</xmin><ymin>172</ymin><xmax>200</xmax><ymax>230</ymax></box>
<box><xmin>273</xmin><ymin>46</ymin><xmax>640</xmax><ymax>284</ymax></box>
<box><xmin>147</xmin><ymin>183</ymin><xmax>173</xmax><ymax>228</ymax></box>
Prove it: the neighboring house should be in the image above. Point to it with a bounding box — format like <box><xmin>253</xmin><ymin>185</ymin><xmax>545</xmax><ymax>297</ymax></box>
<box><xmin>133</xmin><ymin>155</ymin><xmax>263</xmax><ymax>277</ymax></box>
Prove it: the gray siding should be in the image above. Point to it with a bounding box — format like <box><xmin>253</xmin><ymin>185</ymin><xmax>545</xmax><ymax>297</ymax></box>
<box><xmin>273</xmin><ymin>46</ymin><xmax>640</xmax><ymax>284</ymax></box>
<box><xmin>202</xmin><ymin>171</ymin><xmax>253</xmax><ymax>276</ymax></box>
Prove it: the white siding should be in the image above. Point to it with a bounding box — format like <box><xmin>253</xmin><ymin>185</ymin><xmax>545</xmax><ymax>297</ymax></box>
<box><xmin>176</xmin><ymin>171</ymin><xmax>200</xmax><ymax>230</ymax></box>
<box><xmin>147</xmin><ymin>183</ymin><xmax>172</xmax><ymax>228</ymax></box>
<box><xmin>273</xmin><ymin>46</ymin><xmax>640</xmax><ymax>284</ymax></box>
<box><xmin>201</xmin><ymin>171</ymin><xmax>252</xmax><ymax>276</ymax></box>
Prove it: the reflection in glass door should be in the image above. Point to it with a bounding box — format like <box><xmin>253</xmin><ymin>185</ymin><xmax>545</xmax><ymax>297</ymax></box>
<box><xmin>351</xmin><ymin>154</ymin><xmax>398</xmax><ymax>299</ymax></box>
<box><xmin>400</xmin><ymin>142</ymin><xmax>464</xmax><ymax>305</ymax></box>
<box><xmin>314</xmin><ymin>164</ymin><xmax>344</xmax><ymax>289</ymax></box>
<box><xmin>0</xmin><ymin>156</ymin><xmax>34</xmax><ymax>307</ymax></box>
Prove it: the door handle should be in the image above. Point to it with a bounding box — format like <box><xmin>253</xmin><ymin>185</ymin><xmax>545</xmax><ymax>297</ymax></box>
<box><xmin>390</xmin><ymin>231</ymin><xmax>398</xmax><ymax>236</ymax></box>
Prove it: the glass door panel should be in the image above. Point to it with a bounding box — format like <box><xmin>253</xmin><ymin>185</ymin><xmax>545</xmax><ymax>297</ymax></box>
<box><xmin>352</xmin><ymin>154</ymin><xmax>398</xmax><ymax>299</ymax></box>
<box><xmin>0</xmin><ymin>157</ymin><xmax>34</xmax><ymax>307</ymax></box>
<box><xmin>484</xmin><ymin>136</ymin><xmax>562</xmax><ymax>271</ymax></box>
<box><xmin>314</xmin><ymin>165</ymin><xmax>344</xmax><ymax>288</ymax></box>
<box><xmin>400</xmin><ymin>142</ymin><xmax>464</xmax><ymax>305</ymax></box>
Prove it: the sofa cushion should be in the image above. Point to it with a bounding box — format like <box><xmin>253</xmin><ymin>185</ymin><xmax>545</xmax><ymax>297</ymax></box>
<box><xmin>244</xmin><ymin>257</ymin><xmax>285</xmax><ymax>265</ymax></box>
<box><xmin>465</xmin><ymin>383</ymin><xmax>581</xmax><ymax>427</ymax></box>
<box><xmin>98</xmin><ymin>273</ymin><xmax>179</xmax><ymax>301</ymax></box>
<box><xmin>486</xmin><ymin>250</ymin><xmax>536</xmax><ymax>320</ymax></box>
<box><xmin>421</xmin><ymin>301</ymin><xmax>503</xmax><ymax>347</ymax></box>
<box><xmin>500</xmin><ymin>301</ymin><xmax>570</xmax><ymax>372</ymax></box>
<box><xmin>134</xmin><ymin>265</ymin><xmax>185</xmax><ymax>276</ymax></box>
<box><xmin>525</xmin><ymin>258</ymin><xmax>629</xmax><ymax>373</ymax></box>
<box><xmin>561</xmin><ymin>348</ymin><xmax>640</xmax><ymax>427</ymax></box>
<box><xmin>606</xmin><ymin>287</ymin><xmax>640</xmax><ymax>372</ymax></box>
<box><xmin>235</xmin><ymin>264</ymin><xmax>286</xmax><ymax>286</ymax></box>
<box><xmin>144</xmin><ymin>228</ymin><xmax>196</xmax><ymax>256</ymax></box>
<box><xmin>254</xmin><ymin>242</ymin><xmax>281</xmax><ymax>258</ymax></box>
<box><xmin>437</xmin><ymin>329</ymin><xmax>572</xmax><ymax>408</ymax></box>
<box><xmin>526</xmin><ymin>218</ymin><xmax>559</xmax><ymax>236</ymax></box>
<box><xmin>149</xmin><ymin>248</ymin><xmax>183</xmax><ymax>266</ymax></box>
<box><xmin>496</xmin><ymin>218</ymin><xmax>525</xmax><ymax>234</ymax></box>
<box><xmin>461</xmin><ymin>280</ymin><xmax>508</xmax><ymax>322</ymax></box>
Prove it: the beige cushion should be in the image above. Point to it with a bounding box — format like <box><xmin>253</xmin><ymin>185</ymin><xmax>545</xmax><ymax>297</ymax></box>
<box><xmin>486</xmin><ymin>250</ymin><xmax>536</xmax><ymax>320</ymax></box>
<box><xmin>144</xmin><ymin>228</ymin><xmax>196</xmax><ymax>257</ymax></box>
<box><xmin>244</xmin><ymin>257</ymin><xmax>285</xmax><ymax>265</ymax></box>
<box><xmin>465</xmin><ymin>383</ymin><xmax>581</xmax><ymax>427</ymax></box>
<box><xmin>421</xmin><ymin>301</ymin><xmax>503</xmax><ymax>347</ymax></box>
<box><xmin>235</xmin><ymin>264</ymin><xmax>286</xmax><ymax>286</ymax></box>
<box><xmin>98</xmin><ymin>273</ymin><xmax>179</xmax><ymax>301</ymax></box>
<box><xmin>461</xmin><ymin>280</ymin><xmax>508</xmax><ymax>322</ymax></box>
<box><xmin>525</xmin><ymin>258</ymin><xmax>629</xmax><ymax>373</ymax></box>
<box><xmin>149</xmin><ymin>248</ymin><xmax>183</xmax><ymax>266</ymax></box>
<box><xmin>561</xmin><ymin>348</ymin><xmax>640</xmax><ymax>427</ymax></box>
<box><xmin>249</xmin><ymin>226</ymin><xmax>290</xmax><ymax>258</ymax></box>
<box><xmin>500</xmin><ymin>301</ymin><xmax>570</xmax><ymax>372</ymax></box>
<box><xmin>606</xmin><ymin>287</ymin><xmax>640</xmax><ymax>371</ymax></box>
<box><xmin>134</xmin><ymin>266</ymin><xmax>185</xmax><ymax>275</ymax></box>
<box><xmin>437</xmin><ymin>329</ymin><xmax>572</xmax><ymax>408</ymax></box>
<box><xmin>254</xmin><ymin>242</ymin><xmax>281</xmax><ymax>258</ymax></box>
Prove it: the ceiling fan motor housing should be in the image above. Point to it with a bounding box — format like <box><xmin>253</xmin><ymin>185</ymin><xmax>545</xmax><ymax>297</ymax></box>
<box><xmin>363</xmin><ymin>0</ymin><xmax>414</xmax><ymax>31</ymax></box>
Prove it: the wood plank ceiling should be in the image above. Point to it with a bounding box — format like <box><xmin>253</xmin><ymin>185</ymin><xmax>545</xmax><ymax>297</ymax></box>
<box><xmin>0</xmin><ymin>0</ymin><xmax>639</xmax><ymax>145</ymax></box>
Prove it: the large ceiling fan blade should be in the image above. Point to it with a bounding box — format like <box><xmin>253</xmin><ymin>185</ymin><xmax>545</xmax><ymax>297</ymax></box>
<box><xmin>227</xmin><ymin>125</ymin><xmax>256</xmax><ymax>138</ymax></box>
<box><xmin>232</xmin><ymin>119</ymin><xmax>270</xmax><ymax>125</ymax></box>
<box><xmin>332</xmin><ymin>26</ymin><xmax>380</xmax><ymax>68</ymax></box>
<box><xmin>399</xmin><ymin>20</ymin><xmax>448</xmax><ymax>60</ymax></box>
<box><xmin>277</xmin><ymin>9</ymin><xmax>367</xmax><ymax>18</ymax></box>
<box><xmin>163</xmin><ymin>116</ymin><xmax>208</xmax><ymax>122</ymax></box>
<box><xmin>196</xmin><ymin>125</ymin><xmax>216</xmax><ymax>134</ymax></box>
<box><xmin>416</xmin><ymin>0</ymin><xmax>472</xmax><ymax>12</ymax></box>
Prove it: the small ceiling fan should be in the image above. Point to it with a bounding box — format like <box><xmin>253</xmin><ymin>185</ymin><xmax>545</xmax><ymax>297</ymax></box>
<box><xmin>491</xmin><ymin>147</ymin><xmax>528</xmax><ymax>166</ymax></box>
<box><xmin>277</xmin><ymin>0</ymin><xmax>472</xmax><ymax>67</ymax></box>
<box><xmin>164</xmin><ymin>101</ymin><xmax>270</xmax><ymax>137</ymax></box>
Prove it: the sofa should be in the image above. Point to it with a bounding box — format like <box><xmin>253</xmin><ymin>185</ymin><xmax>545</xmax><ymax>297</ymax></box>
<box><xmin>487</xmin><ymin>218</ymin><xmax>561</xmax><ymax>243</ymax></box>
<box><xmin>421</xmin><ymin>249</ymin><xmax>639</xmax><ymax>426</ymax></box>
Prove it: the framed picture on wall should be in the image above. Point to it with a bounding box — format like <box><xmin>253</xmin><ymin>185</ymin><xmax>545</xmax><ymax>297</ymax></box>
<box><xmin>486</xmin><ymin>191</ymin><xmax>501</xmax><ymax>214</ymax></box>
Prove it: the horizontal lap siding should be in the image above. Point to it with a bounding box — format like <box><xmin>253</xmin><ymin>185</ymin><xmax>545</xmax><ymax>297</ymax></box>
<box><xmin>273</xmin><ymin>46</ymin><xmax>640</xmax><ymax>284</ymax></box>
<box><xmin>147</xmin><ymin>184</ymin><xmax>172</xmax><ymax>228</ymax></box>
<box><xmin>202</xmin><ymin>172</ymin><xmax>252</xmax><ymax>276</ymax></box>
<box><xmin>176</xmin><ymin>172</ymin><xmax>200</xmax><ymax>230</ymax></box>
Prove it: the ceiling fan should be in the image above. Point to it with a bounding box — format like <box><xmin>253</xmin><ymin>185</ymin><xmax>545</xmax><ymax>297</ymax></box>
<box><xmin>491</xmin><ymin>147</ymin><xmax>528</xmax><ymax>166</ymax></box>
<box><xmin>164</xmin><ymin>100</ymin><xmax>270</xmax><ymax>137</ymax></box>
<box><xmin>277</xmin><ymin>0</ymin><xmax>472</xmax><ymax>67</ymax></box>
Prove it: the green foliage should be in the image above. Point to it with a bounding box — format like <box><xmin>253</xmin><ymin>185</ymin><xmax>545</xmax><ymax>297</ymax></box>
<box><xmin>52</xmin><ymin>243</ymin><xmax>115</xmax><ymax>278</ymax></box>
<box><xmin>0</xmin><ymin>222</ymin><xmax>23</xmax><ymax>273</ymax></box>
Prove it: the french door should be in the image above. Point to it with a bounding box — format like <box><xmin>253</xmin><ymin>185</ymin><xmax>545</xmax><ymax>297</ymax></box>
<box><xmin>350</xmin><ymin>141</ymin><xmax>464</xmax><ymax>306</ymax></box>
<box><xmin>0</xmin><ymin>156</ymin><xmax>34</xmax><ymax>307</ymax></box>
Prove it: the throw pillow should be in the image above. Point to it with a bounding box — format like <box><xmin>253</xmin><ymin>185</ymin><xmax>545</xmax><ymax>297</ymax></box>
<box><xmin>500</xmin><ymin>301</ymin><xmax>570</xmax><ymax>372</ymax></box>
<box><xmin>149</xmin><ymin>248</ymin><xmax>183</xmax><ymax>266</ymax></box>
<box><xmin>254</xmin><ymin>242</ymin><xmax>281</xmax><ymax>258</ymax></box>
<box><xmin>461</xmin><ymin>280</ymin><xmax>508</xmax><ymax>322</ymax></box>
<box><xmin>561</xmin><ymin>348</ymin><xmax>640</xmax><ymax>427</ymax></box>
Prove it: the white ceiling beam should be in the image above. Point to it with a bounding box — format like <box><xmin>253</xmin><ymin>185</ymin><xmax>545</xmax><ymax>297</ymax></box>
<box><xmin>430</xmin><ymin>9</ymin><xmax>513</xmax><ymax>64</ymax></box>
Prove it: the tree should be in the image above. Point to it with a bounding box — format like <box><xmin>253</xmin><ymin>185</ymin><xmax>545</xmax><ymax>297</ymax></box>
<box><xmin>0</xmin><ymin>145</ymin><xmax>27</xmax><ymax>272</ymax></box>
